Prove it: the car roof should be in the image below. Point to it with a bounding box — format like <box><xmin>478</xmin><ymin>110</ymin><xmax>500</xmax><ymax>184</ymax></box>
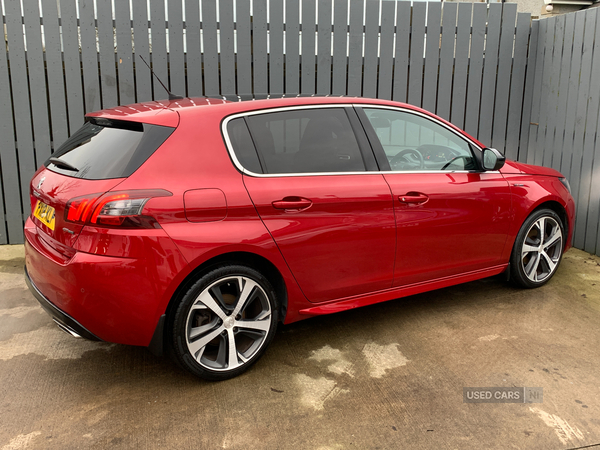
<box><xmin>86</xmin><ymin>95</ymin><xmax>419</xmax><ymax>124</ymax></box>
<box><xmin>86</xmin><ymin>95</ymin><xmax>484</xmax><ymax>147</ymax></box>
<box><xmin>86</xmin><ymin>97</ymin><xmax>229</xmax><ymax>127</ymax></box>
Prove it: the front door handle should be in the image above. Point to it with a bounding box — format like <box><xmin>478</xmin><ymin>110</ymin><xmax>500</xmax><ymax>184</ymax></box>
<box><xmin>398</xmin><ymin>193</ymin><xmax>429</xmax><ymax>205</ymax></box>
<box><xmin>272</xmin><ymin>197</ymin><xmax>313</xmax><ymax>211</ymax></box>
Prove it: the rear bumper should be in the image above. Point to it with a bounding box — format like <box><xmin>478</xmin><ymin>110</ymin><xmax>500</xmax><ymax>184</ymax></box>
<box><xmin>25</xmin><ymin>266</ymin><xmax>101</xmax><ymax>341</ymax></box>
<box><xmin>24</xmin><ymin>217</ymin><xmax>188</xmax><ymax>346</ymax></box>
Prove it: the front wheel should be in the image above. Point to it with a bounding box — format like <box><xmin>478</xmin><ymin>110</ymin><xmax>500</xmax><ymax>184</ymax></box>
<box><xmin>170</xmin><ymin>265</ymin><xmax>278</xmax><ymax>381</ymax></box>
<box><xmin>510</xmin><ymin>209</ymin><xmax>565</xmax><ymax>288</ymax></box>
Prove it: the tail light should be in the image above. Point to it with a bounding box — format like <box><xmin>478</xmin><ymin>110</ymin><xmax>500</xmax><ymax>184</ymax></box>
<box><xmin>65</xmin><ymin>190</ymin><xmax>172</xmax><ymax>228</ymax></box>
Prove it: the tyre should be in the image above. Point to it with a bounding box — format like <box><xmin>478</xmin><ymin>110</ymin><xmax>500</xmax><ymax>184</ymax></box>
<box><xmin>170</xmin><ymin>265</ymin><xmax>279</xmax><ymax>381</ymax></box>
<box><xmin>510</xmin><ymin>208</ymin><xmax>565</xmax><ymax>288</ymax></box>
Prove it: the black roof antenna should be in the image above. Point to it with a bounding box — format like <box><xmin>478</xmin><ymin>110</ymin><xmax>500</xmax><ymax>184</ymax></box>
<box><xmin>138</xmin><ymin>55</ymin><xmax>183</xmax><ymax>101</ymax></box>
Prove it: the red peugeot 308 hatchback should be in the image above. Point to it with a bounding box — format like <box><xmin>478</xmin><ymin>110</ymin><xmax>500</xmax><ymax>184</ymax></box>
<box><xmin>24</xmin><ymin>96</ymin><xmax>575</xmax><ymax>380</ymax></box>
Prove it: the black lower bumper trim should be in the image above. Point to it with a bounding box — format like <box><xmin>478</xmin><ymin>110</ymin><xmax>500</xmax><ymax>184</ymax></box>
<box><xmin>147</xmin><ymin>314</ymin><xmax>165</xmax><ymax>357</ymax></box>
<box><xmin>24</xmin><ymin>266</ymin><xmax>102</xmax><ymax>342</ymax></box>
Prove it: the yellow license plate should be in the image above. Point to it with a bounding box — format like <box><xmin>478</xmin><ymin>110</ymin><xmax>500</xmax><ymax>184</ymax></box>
<box><xmin>34</xmin><ymin>200</ymin><xmax>56</xmax><ymax>231</ymax></box>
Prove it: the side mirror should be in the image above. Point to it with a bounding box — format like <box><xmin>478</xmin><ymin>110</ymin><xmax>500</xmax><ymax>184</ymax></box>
<box><xmin>482</xmin><ymin>148</ymin><xmax>506</xmax><ymax>171</ymax></box>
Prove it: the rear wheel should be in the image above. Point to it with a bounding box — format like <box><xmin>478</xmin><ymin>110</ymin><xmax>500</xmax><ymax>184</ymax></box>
<box><xmin>510</xmin><ymin>209</ymin><xmax>564</xmax><ymax>288</ymax></box>
<box><xmin>170</xmin><ymin>265</ymin><xmax>278</xmax><ymax>380</ymax></box>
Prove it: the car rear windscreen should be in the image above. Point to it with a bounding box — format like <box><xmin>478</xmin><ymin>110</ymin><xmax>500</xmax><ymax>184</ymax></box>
<box><xmin>45</xmin><ymin>118</ymin><xmax>175</xmax><ymax>180</ymax></box>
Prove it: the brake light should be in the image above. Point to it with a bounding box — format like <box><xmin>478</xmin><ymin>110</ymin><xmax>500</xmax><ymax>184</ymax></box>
<box><xmin>65</xmin><ymin>190</ymin><xmax>172</xmax><ymax>228</ymax></box>
<box><xmin>66</xmin><ymin>196</ymin><xmax>99</xmax><ymax>223</ymax></box>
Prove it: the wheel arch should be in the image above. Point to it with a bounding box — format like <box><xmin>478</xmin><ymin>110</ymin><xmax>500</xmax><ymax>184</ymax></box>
<box><xmin>503</xmin><ymin>195</ymin><xmax>571</xmax><ymax>271</ymax></box>
<box><xmin>165</xmin><ymin>251</ymin><xmax>288</xmax><ymax>331</ymax></box>
<box><xmin>530</xmin><ymin>200</ymin><xmax>569</xmax><ymax>248</ymax></box>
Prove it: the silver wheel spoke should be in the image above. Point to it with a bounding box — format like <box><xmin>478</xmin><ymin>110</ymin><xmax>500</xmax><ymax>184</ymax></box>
<box><xmin>227</xmin><ymin>329</ymin><xmax>240</xmax><ymax>369</ymax></box>
<box><xmin>537</xmin><ymin>218</ymin><xmax>546</xmax><ymax>245</ymax></box>
<box><xmin>524</xmin><ymin>252</ymin><xmax>541</xmax><ymax>280</ymax></box>
<box><xmin>188</xmin><ymin>325</ymin><xmax>224</xmax><ymax>358</ymax></box>
<box><xmin>189</xmin><ymin>322</ymin><xmax>217</xmax><ymax>340</ymax></box>
<box><xmin>540</xmin><ymin>251</ymin><xmax>557</xmax><ymax>273</ymax></box>
<box><xmin>544</xmin><ymin>228</ymin><xmax>561</xmax><ymax>249</ymax></box>
<box><xmin>236</xmin><ymin>315</ymin><xmax>272</xmax><ymax>332</ymax></box>
<box><xmin>190</xmin><ymin>303</ymin><xmax>208</xmax><ymax>311</ymax></box>
<box><xmin>231</xmin><ymin>278</ymin><xmax>260</xmax><ymax>318</ymax></box>
<box><xmin>196</xmin><ymin>290</ymin><xmax>227</xmax><ymax>320</ymax></box>
<box><xmin>522</xmin><ymin>243</ymin><xmax>538</xmax><ymax>255</ymax></box>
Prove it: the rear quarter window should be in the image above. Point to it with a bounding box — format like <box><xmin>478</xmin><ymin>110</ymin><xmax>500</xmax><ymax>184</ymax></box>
<box><xmin>46</xmin><ymin>119</ymin><xmax>174</xmax><ymax>180</ymax></box>
<box><xmin>226</xmin><ymin>118</ymin><xmax>263</xmax><ymax>174</ymax></box>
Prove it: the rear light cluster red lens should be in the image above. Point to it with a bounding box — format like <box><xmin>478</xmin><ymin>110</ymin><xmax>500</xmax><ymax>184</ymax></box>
<box><xmin>65</xmin><ymin>190</ymin><xmax>171</xmax><ymax>228</ymax></box>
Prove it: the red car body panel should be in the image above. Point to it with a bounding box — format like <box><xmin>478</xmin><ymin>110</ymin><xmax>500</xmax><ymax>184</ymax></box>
<box><xmin>243</xmin><ymin>173</ymin><xmax>396</xmax><ymax>303</ymax></box>
<box><xmin>500</xmin><ymin>160</ymin><xmax>565</xmax><ymax>177</ymax></box>
<box><xmin>24</xmin><ymin>96</ymin><xmax>576</xmax><ymax>349</ymax></box>
<box><xmin>24</xmin><ymin>217</ymin><xmax>188</xmax><ymax>345</ymax></box>
<box><xmin>501</xmin><ymin>174</ymin><xmax>575</xmax><ymax>256</ymax></box>
<box><xmin>383</xmin><ymin>171</ymin><xmax>513</xmax><ymax>286</ymax></box>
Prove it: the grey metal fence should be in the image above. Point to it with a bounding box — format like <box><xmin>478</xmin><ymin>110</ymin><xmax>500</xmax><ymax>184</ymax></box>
<box><xmin>525</xmin><ymin>8</ymin><xmax>600</xmax><ymax>256</ymax></box>
<box><xmin>1</xmin><ymin>0</ymin><xmax>536</xmax><ymax>245</ymax></box>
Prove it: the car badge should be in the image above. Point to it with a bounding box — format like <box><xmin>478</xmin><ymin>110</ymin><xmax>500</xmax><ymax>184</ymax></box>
<box><xmin>37</xmin><ymin>177</ymin><xmax>45</xmax><ymax>189</ymax></box>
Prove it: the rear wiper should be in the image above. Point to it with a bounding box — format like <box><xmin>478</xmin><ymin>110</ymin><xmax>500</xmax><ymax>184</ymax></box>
<box><xmin>48</xmin><ymin>157</ymin><xmax>78</xmax><ymax>172</ymax></box>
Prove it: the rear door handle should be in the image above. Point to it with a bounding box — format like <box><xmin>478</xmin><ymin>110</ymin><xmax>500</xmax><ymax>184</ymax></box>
<box><xmin>398</xmin><ymin>193</ymin><xmax>429</xmax><ymax>204</ymax></box>
<box><xmin>272</xmin><ymin>197</ymin><xmax>313</xmax><ymax>211</ymax></box>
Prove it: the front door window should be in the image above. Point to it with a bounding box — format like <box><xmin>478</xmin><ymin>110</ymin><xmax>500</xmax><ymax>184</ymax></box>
<box><xmin>363</xmin><ymin>108</ymin><xmax>477</xmax><ymax>172</ymax></box>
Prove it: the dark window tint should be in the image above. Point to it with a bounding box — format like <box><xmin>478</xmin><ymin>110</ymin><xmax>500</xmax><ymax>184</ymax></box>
<box><xmin>46</xmin><ymin>119</ymin><xmax>174</xmax><ymax>180</ymax></box>
<box><xmin>245</xmin><ymin>108</ymin><xmax>366</xmax><ymax>174</ymax></box>
<box><xmin>226</xmin><ymin>118</ymin><xmax>263</xmax><ymax>174</ymax></box>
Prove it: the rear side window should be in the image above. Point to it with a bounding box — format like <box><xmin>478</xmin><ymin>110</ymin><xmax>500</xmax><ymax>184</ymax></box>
<box><xmin>242</xmin><ymin>108</ymin><xmax>366</xmax><ymax>174</ymax></box>
<box><xmin>46</xmin><ymin>119</ymin><xmax>174</xmax><ymax>180</ymax></box>
<box><xmin>226</xmin><ymin>118</ymin><xmax>263</xmax><ymax>174</ymax></box>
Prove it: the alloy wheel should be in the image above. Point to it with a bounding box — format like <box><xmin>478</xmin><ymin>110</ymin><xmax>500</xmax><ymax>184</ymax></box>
<box><xmin>520</xmin><ymin>216</ymin><xmax>563</xmax><ymax>283</ymax></box>
<box><xmin>184</xmin><ymin>276</ymin><xmax>272</xmax><ymax>372</ymax></box>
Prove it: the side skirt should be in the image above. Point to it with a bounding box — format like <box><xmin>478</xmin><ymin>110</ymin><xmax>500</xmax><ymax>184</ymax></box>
<box><xmin>299</xmin><ymin>264</ymin><xmax>508</xmax><ymax>317</ymax></box>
